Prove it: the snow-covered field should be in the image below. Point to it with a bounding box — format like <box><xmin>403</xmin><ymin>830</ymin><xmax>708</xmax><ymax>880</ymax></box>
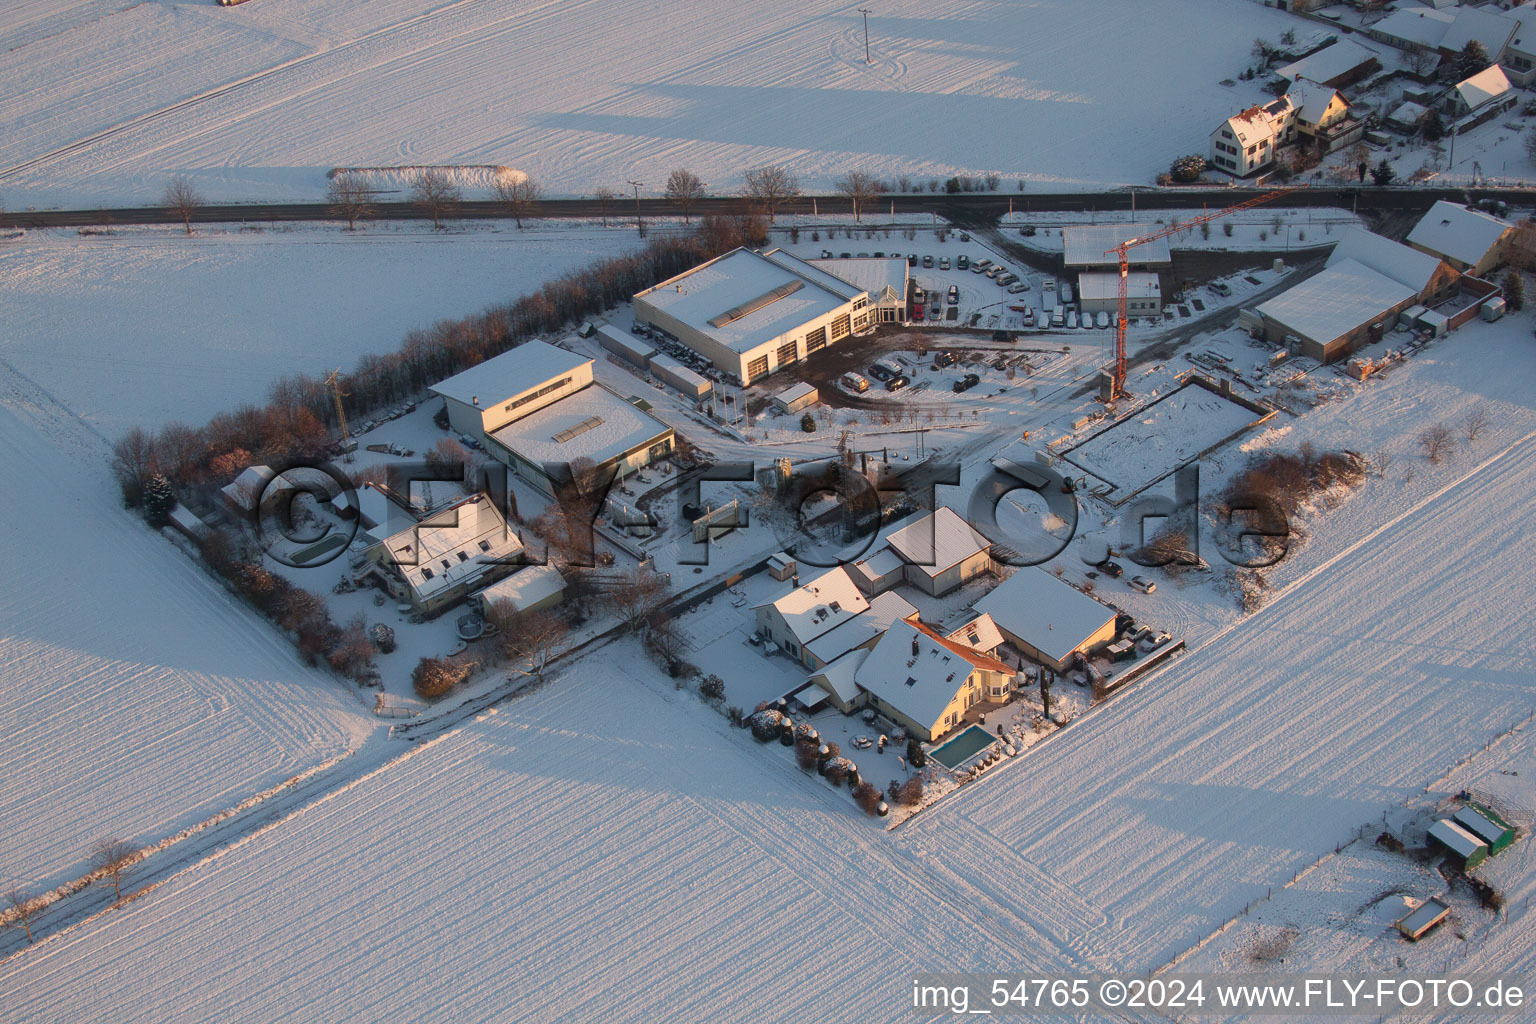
<box><xmin>0</xmin><ymin>365</ymin><xmax>373</xmax><ymax>893</ymax></box>
<box><xmin>0</xmin><ymin>0</ymin><xmax>1295</xmax><ymax>207</ymax></box>
<box><xmin>0</xmin><ymin>222</ymin><xmax>643</xmax><ymax>431</ymax></box>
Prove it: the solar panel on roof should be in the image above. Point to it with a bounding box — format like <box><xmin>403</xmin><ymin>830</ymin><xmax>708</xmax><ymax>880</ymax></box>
<box><xmin>551</xmin><ymin>415</ymin><xmax>605</xmax><ymax>443</ymax></box>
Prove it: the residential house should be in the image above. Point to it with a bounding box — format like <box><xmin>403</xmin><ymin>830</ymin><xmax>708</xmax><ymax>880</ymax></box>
<box><xmin>973</xmin><ymin>568</ymin><xmax>1118</xmax><ymax>672</ymax></box>
<box><xmin>853</xmin><ymin>619</ymin><xmax>1013</xmax><ymax>743</ymax></box>
<box><xmin>753</xmin><ymin>566</ymin><xmax>869</xmax><ymax>669</ymax></box>
<box><xmin>1443</xmin><ymin>64</ymin><xmax>1514</xmax><ymax>120</ymax></box>
<box><xmin>366</xmin><ymin>492</ymin><xmax>524</xmax><ymax>615</ymax></box>
<box><xmin>1407</xmin><ymin>199</ymin><xmax>1515</xmax><ymax>276</ymax></box>
<box><xmin>1209</xmin><ymin>95</ymin><xmax>1296</xmax><ymax>177</ymax></box>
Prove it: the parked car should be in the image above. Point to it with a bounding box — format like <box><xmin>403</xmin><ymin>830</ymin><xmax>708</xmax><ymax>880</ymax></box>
<box><xmin>939</xmin><ymin>256</ymin><xmax>951</xmax><ymax>270</ymax></box>
<box><xmin>873</xmin><ymin>251</ymin><xmax>885</xmax><ymax>258</ymax></box>
<box><xmin>923</xmin><ymin>255</ymin><xmax>934</xmax><ymax>268</ymax></box>
<box><xmin>932</xmin><ymin>349</ymin><xmax>957</xmax><ymax>368</ymax></box>
<box><xmin>885</xmin><ymin>374</ymin><xmax>910</xmax><ymax>391</ymax></box>
<box><xmin>1021</xmin><ymin>308</ymin><xmax>1035</xmax><ymax>326</ymax></box>
<box><xmin>907</xmin><ymin>254</ymin><xmax>918</xmax><ymax>266</ymax></box>
<box><xmin>1060</xmin><ymin>282</ymin><xmax>1073</xmax><ymax>303</ymax></box>
<box><xmin>840</xmin><ymin>372</ymin><xmax>870</xmax><ymax>393</ymax></box>
<box><xmin>1067</xmin><ymin>311</ymin><xmax>1079</xmax><ymax>329</ymax></box>
<box><xmin>1096</xmin><ymin>311</ymin><xmax>1110</xmax><ymax>329</ymax></box>
<box><xmin>867</xmin><ymin>363</ymin><xmax>893</xmax><ymax>381</ymax></box>
<box><xmin>970</xmin><ymin>262</ymin><xmax>986</xmax><ymax>274</ymax></box>
<box><xmin>1210</xmin><ymin>281</ymin><xmax>1232</xmax><ymax>296</ymax></box>
<box><xmin>929</xmin><ymin>300</ymin><xmax>942</xmax><ymax>319</ymax></box>
<box><xmin>1129</xmin><ymin>575</ymin><xmax>1156</xmax><ymax>594</ymax></box>
<box><xmin>820</xmin><ymin>249</ymin><xmax>833</xmax><ymax>258</ymax></box>
<box><xmin>985</xmin><ymin>266</ymin><xmax>1001</xmax><ymax>278</ymax></box>
<box><xmin>912</xmin><ymin>304</ymin><xmax>925</xmax><ymax>322</ymax></box>
<box><xmin>975</xmin><ymin>258</ymin><xmax>992</xmax><ymax>271</ymax></box>
<box><xmin>912</xmin><ymin>286</ymin><xmax>926</xmax><ymax>304</ymax></box>
<box><xmin>1099</xmin><ymin>560</ymin><xmax>1124</xmax><ymax>578</ymax></box>
<box><xmin>952</xmin><ymin>372</ymin><xmax>981</xmax><ymax>392</ymax></box>
<box><xmin>947</xmin><ymin>285</ymin><xmax>959</xmax><ymax>304</ymax></box>
<box><xmin>957</xmin><ymin>254</ymin><xmax>970</xmax><ymax>270</ymax></box>
<box><xmin>1008</xmin><ymin>283</ymin><xmax>1028</xmax><ymax>294</ymax></box>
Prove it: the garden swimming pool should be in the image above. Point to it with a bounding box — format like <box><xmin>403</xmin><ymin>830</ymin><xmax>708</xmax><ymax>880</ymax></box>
<box><xmin>929</xmin><ymin>725</ymin><xmax>996</xmax><ymax>769</ymax></box>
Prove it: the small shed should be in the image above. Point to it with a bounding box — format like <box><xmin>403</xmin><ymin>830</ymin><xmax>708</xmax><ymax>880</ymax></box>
<box><xmin>1396</xmin><ymin>896</ymin><xmax>1451</xmax><ymax>941</ymax></box>
<box><xmin>767</xmin><ymin>551</ymin><xmax>797</xmax><ymax>581</ymax></box>
<box><xmin>1397</xmin><ymin>304</ymin><xmax>1428</xmax><ymax>330</ymax></box>
<box><xmin>595</xmin><ymin>323</ymin><xmax>655</xmax><ymax>368</ymax></box>
<box><xmin>1418</xmin><ymin>309</ymin><xmax>1450</xmax><ymax>338</ymax></box>
<box><xmin>648</xmin><ymin>352</ymin><xmax>712</xmax><ymax>399</ymax></box>
<box><xmin>771</xmin><ymin>382</ymin><xmax>819</xmax><ymax>414</ymax></box>
<box><xmin>1428</xmin><ymin>818</ymin><xmax>1489</xmax><ymax>870</ymax></box>
<box><xmin>168</xmin><ymin>504</ymin><xmax>212</xmax><ymax>542</ymax></box>
<box><xmin>1454</xmin><ymin>803</ymin><xmax>1516</xmax><ymax>855</ymax></box>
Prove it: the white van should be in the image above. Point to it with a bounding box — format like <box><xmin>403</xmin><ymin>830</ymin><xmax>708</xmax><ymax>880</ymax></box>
<box><xmin>840</xmin><ymin>372</ymin><xmax>869</xmax><ymax>393</ymax></box>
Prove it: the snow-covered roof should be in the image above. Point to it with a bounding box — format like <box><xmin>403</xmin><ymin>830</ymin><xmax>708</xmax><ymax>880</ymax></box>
<box><xmin>945</xmin><ymin>613</ymin><xmax>1004</xmax><ymax>654</ymax></box>
<box><xmin>1063</xmin><ymin>224</ymin><xmax>1172</xmax><ymax>268</ymax></box>
<box><xmin>1454</xmin><ymin>804</ymin><xmax>1513</xmax><ymax>845</ymax></box>
<box><xmin>1256</xmin><ymin>258</ymin><xmax>1416</xmax><ymax>345</ymax></box>
<box><xmin>488</xmin><ymin>384</ymin><xmax>671</xmax><ymax>472</ymax></box>
<box><xmin>1285</xmin><ymin>79</ymin><xmax>1344</xmax><ymax>127</ymax></box>
<box><xmin>803</xmin><ymin>589</ymin><xmax>919</xmax><ymax>666</ymax></box>
<box><xmin>805</xmin><ymin>647</ymin><xmax>869</xmax><ymax>708</ymax></box>
<box><xmin>380</xmin><ymin>492</ymin><xmax>523</xmax><ymax>602</ymax></box>
<box><xmin>635</xmin><ymin>247</ymin><xmax>861</xmax><ymax>356</ymax></box>
<box><xmin>1276</xmin><ymin>39</ymin><xmax>1380</xmax><ymax>85</ymax></box>
<box><xmin>848</xmin><ymin>546</ymin><xmax>906</xmax><ymax>588</ymax></box>
<box><xmin>854</xmin><ymin>619</ymin><xmax>1010</xmax><ymax>732</ymax></box>
<box><xmin>647</xmin><ymin>352</ymin><xmax>710</xmax><ymax>392</ymax></box>
<box><xmin>807</xmin><ymin>257</ymin><xmax>908</xmax><ymax>302</ymax></box>
<box><xmin>168</xmin><ymin>504</ymin><xmax>210</xmax><ymax>538</ymax></box>
<box><xmin>595</xmin><ymin>323</ymin><xmax>655</xmax><ymax>363</ymax></box>
<box><xmin>759</xmin><ymin>248</ymin><xmax>866</xmax><ymax>301</ymax></box>
<box><xmin>1508</xmin><ymin>5</ymin><xmax>1536</xmax><ymax>56</ymax></box>
<box><xmin>1386</xmin><ymin>100</ymin><xmax>1429</xmax><ymax>127</ymax></box>
<box><xmin>1440</xmin><ymin>8</ymin><xmax>1517</xmax><ymax>59</ymax></box>
<box><xmin>220</xmin><ymin>465</ymin><xmax>288</xmax><ymax>511</ymax></box>
<box><xmin>1397</xmin><ymin>897</ymin><xmax>1450</xmax><ymax>937</ymax></box>
<box><xmin>1326</xmin><ymin>228</ymin><xmax>1444</xmax><ymax>294</ymax></box>
<box><xmin>430</xmin><ymin>340</ymin><xmax>589</xmax><ymax>408</ymax></box>
<box><xmin>755</xmin><ymin>565</ymin><xmax>870</xmax><ymax>646</ymax></box>
<box><xmin>1078</xmin><ymin>272</ymin><xmax>1160</xmax><ymax>303</ymax></box>
<box><xmin>1407</xmin><ymin>199</ymin><xmax>1510</xmax><ymax>268</ymax></box>
<box><xmin>1371</xmin><ymin>7</ymin><xmax>1453</xmax><ymax>49</ymax></box>
<box><xmin>1429</xmin><ymin>818</ymin><xmax>1487</xmax><ymax>860</ymax></box>
<box><xmin>773</xmin><ymin>381</ymin><xmax>818</xmax><ymax>406</ymax></box>
<box><xmin>1452</xmin><ymin>64</ymin><xmax>1512</xmax><ymax>112</ymax></box>
<box><xmin>767</xmin><ymin>551</ymin><xmax>795</xmax><ymax>573</ymax></box>
<box><xmin>476</xmin><ymin>563</ymin><xmax>565</xmax><ymax>613</ymax></box>
<box><xmin>885</xmin><ymin>506</ymin><xmax>991</xmax><ymax>579</ymax></box>
<box><xmin>974</xmin><ymin>568</ymin><xmax>1116</xmax><ymax>666</ymax></box>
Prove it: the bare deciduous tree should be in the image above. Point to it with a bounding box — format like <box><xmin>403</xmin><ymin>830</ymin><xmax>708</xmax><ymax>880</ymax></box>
<box><xmin>609</xmin><ymin>567</ymin><xmax>668</xmax><ymax>631</ymax></box>
<box><xmin>162</xmin><ymin>176</ymin><xmax>203</xmax><ymax>236</ymax></box>
<box><xmin>1419</xmin><ymin>422</ymin><xmax>1455</xmax><ymax>463</ymax></box>
<box><xmin>92</xmin><ymin>837</ymin><xmax>136</xmax><ymax>903</ymax></box>
<box><xmin>642</xmin><ymin>609</ymin><xmax>686</xmax><ymax>672</ymax></box>
<box><xmin>1369</xmin><ymin>447</ymin><xmax>1393</xmax><ymax>479</ymax></box>
<box><xmin>742</xmin><ymin>165</ymin><xmax>800</xmax><ymax>221</ymax></box>
<box><xmin>410</xmin><ymin>169</ymin><xmax>461</xmax><ymax>230</ymax></box>
<box><xmin>489</xmin><ymin>603</ymin><xmax>569</xmax><ymax>683</ymax></box>
<box><xmin>664</xmin><ymin>168</ymin><xmax>706</xmax><ymax>223</ymax></box>
<box><xmin>326</xmin><ymin>171</ymin><xmax>376</xmax><ymax>231</ymax></box>
<box><xmin>492</xmin><ymin>173</ymin><xmax>541</xmax><ymax>229</ymax></box>
<box><xmin>834</xmin><ymin>170</ymin><xmax>884</xmax><ymax>223</ymax></box>
<box><xmin>593</xmin><ymin>187</ymin><xmax>617</xmax><ymax>227</ymax></box>
<box><xmin>1463</xmin><ymin>403</ymin><xmax>1490</xmax><ymax>443</ymax></box>
<box><xmin>4</xmin><ymin>888</ymin><xmax>38</xmax><ymax>944</ymax></box>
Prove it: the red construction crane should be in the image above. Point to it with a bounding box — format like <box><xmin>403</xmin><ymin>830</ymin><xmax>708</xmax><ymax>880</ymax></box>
<box><xmin>1103</xmin><ymin>187</ymin><xmax>1300</xmax><ymax>400</ymax></box>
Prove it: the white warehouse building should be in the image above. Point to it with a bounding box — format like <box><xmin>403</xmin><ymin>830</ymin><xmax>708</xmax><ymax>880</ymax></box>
<box><xmin>632</xmin><ymin>247</ymin><xmax>875</xmax><ymax>384</ymax></box>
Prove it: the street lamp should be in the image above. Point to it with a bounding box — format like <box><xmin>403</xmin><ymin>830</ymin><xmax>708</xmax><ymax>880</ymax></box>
<box><xmin>858</xmin><ymin>8</ymin><xmax>872</xmax><ymax>65</ymax></box>
<box><xmin>626</xmin><ymin>180</ymin><xmax>643</xmax><ymax>231</ymax></box>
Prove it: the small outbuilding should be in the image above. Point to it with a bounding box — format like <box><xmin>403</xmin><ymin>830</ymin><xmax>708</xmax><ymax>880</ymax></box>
<box><xmin>1396</xmin><ymin>896</ymin><xmax>1451</xmax><ymax>941</ymax></box>
<box><xmin>1454</xmin><ymin>803</ymin><xmax>1516</xmax><ymax>855</ymax></box>
<box><xmin>1428</xmin><ymin>818</ymin><xmax>1489</xmax><ymax>870</ymax></box>
<box><xmin>648</xmin><ymin>352</ymin><xmax>712</xmax><ymax>400</ymax></box>
<box><xmin>771</xmin><ymin>382</ymin><xmax>819</xmax><ymax>414</ymax></box>
<box><xmin>1407</xmin><ymin>200</ymin><xmax>1514</xmax><ymax>277</ymax></box>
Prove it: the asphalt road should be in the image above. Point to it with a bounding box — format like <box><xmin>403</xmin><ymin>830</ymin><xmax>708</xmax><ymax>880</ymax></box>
<box><xmin>5</xmin><ymin>184</ymin><xmax>1531</xmax><ymax>230</ymax></box>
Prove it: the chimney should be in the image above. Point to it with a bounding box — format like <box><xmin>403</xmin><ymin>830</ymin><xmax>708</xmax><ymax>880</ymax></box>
<box><xmin>911</xmin><ymin>634</ymin><xmax>920</xmax><ymax>657</ymax></box>
<box><xmin>472</xmin><ymin>396</ymin><xmax>479</xmax><ymax>406</ymax></box>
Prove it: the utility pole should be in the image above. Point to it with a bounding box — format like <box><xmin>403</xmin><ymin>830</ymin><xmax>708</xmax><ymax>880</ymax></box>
<box><xmin>858</xmin><ymin>8</ymin><xmax>873</xmax><ymax>64</ymax></box>
<box><xmin>627</xmin><ymin>180</ymin><xmax>643</xmax><ymax>231</ymax></box>
<box><xmin>323</xmin><ymin>368</ymin><xmax>353</xmax><ymax>461</ymax></box>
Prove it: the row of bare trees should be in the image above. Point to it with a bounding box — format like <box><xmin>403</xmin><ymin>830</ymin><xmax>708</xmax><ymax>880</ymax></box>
<box><xmin>5</xmin><ymin>838</ymin><xmax>136</xmax><ymax>946</ymax></box>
